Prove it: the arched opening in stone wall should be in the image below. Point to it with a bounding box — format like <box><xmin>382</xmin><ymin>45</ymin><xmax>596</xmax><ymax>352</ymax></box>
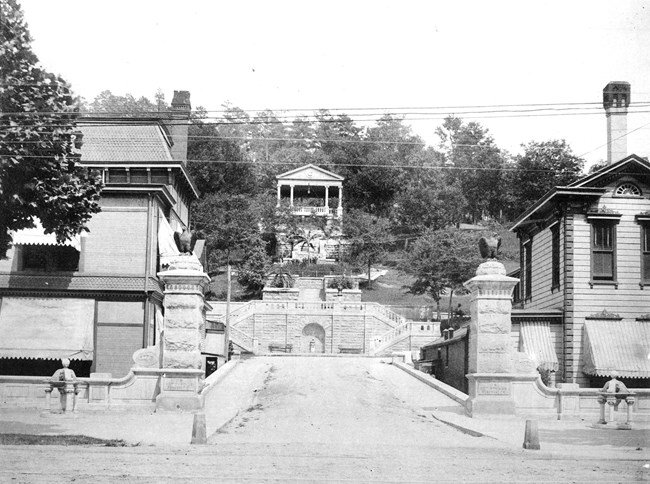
<box><xmin>301</xmin><ymin>323</ymin><xmax>325</xmax><ymax>353</ymax></box>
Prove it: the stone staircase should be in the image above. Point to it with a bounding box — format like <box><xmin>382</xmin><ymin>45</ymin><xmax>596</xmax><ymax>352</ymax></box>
<box><xmin>209</xmin><ymin>300</ymin><xmax>417</xmax><ymax>355</ymax></box>
<box><xmin>370</xmin><ymin>321</ymin><xmax>439</xmax><ymax>356</ymax></box>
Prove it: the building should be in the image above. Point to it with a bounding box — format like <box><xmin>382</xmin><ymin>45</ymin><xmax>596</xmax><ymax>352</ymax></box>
<box><xmin>275</xmin><ymin>164</ymin><xmax>346</xmax><ymax>261</ymax></box>
<box><xmin>0</xmin><ymin>91</ymin><xmax>199</xmax><ymax>378</ymax></box>
<box><xmin>510</xmin><ymin>81</ymin><xmax>650</xmax><ymax>387</ymax></box>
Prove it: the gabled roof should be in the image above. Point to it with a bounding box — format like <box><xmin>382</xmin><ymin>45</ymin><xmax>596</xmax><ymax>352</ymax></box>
<box><xmin>568</xmin><ymin>153</ymin><xmax>650</xmax><ymax>188</ymax></box>
<box><xmin>276</xmin><ymin>164</ymin><xmax>344</xmax><ymax>182</ymax></box>
<box><xmin>511</xmin><ymin>154</ymin><xmax>650</xmax><ymax>233</ymax></box>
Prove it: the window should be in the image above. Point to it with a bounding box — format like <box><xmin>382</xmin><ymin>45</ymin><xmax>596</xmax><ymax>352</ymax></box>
<box><xmin>551</xmin><ymin>224</ymin><xmax>560</xmax><ymax>290</ymax></box>
<box><xmin>21</xmin><ymin>245</ymin><xmax>79</xmax><ymax>272</ymax></box>
<box><xmin>615</xmin><ymin>183</ymin><xmax>641</xmax><ymax>196</ymax></box>
<box><xmin>108</xmin><ymin>168</ymin><xmax>127</xmax><ymax>183</ymax></box>
<box><xmin>524</xmin><ymin>240</ymin><xmax>532</xmax><ymax>299</ymax></box>
<box><xmin>591</xmin><ymin>223</ymin><xmax>615</xmax><ymax>280</ymax></box>
<box><xmin>642</xmin><ymin>224</ymin><xmax>650</xmax><ymax>283</ymax></box>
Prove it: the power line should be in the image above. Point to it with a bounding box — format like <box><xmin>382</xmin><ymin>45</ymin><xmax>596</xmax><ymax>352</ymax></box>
<box><xmin>4</xmin><ymin>108</ymin><xmax>650</xmax><ymax>130</ymax></box>
<box><xmin>1</xmin><ymin>97</ymin><xmax>650</xmax><ymax>115</ymax></box>
<box><xmin>0</xmin><ymin>154</ymin><xmax>591</xmax><ymax>174</ymax></box>
<box><xmin>3</xmin><ymin>101</ymin><xmax>650</xmax><ymax>119</ymax></box>
<box><xmin>576</xmin><ymin>121</ymin><xmax>650</xmax><ymax>159</ymax></box>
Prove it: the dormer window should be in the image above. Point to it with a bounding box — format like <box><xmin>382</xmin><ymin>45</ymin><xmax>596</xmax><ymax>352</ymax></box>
<box><xmin>615</xmin><ymin>182</ymin><xmax>641</xmax><ymax>196</ymax></box>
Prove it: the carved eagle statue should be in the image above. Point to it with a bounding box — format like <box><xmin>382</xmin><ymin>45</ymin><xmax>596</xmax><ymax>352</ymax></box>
<box><xmin>174</xmin><ymin>227</ymin><xmax>197</xmax><ymax>254</ymax></box>
<box><xmin>478</xmin><ymin>233</ymin><xmax>501</xmax><ymax>259</ymax></box>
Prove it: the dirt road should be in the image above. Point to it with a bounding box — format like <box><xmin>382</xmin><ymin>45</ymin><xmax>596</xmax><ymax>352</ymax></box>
<box><xmin>1</xmin><ymin>357</ymin><xmax>648</xmax><ymax>482</ymax></box>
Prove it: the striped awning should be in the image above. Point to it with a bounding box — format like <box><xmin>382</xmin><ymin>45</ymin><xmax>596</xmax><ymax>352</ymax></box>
<box><xmin>584</xmin><ymin>320</ymin><xmax>650</xmax><ymax>378</ymax></box>
<box><xmin>519</xmin><ymin>321</ymin><xmax>559</xmax><ymax>372</ymax></box>
<box><xmin>12</xmin><ymin>219</ymin><xmax>81</xmax><ymax>251</ymax></box>
<box><xmin>0</xmin><ymin>297</ymin><xmax>94</xmax><ymax>360</ymax></box>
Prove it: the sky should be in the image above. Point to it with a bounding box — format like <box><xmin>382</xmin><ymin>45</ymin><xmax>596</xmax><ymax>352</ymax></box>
<box><xmin>19</xmin><ymin>0</ymin><xmax>650</xmax><ymax>169</ymax></box>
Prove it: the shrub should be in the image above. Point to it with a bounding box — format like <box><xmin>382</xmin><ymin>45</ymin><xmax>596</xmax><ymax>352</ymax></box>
<box><xmin>327</xmin><ymin>275</ymin><xmax>354</xmax><ymax>290</ymax></box>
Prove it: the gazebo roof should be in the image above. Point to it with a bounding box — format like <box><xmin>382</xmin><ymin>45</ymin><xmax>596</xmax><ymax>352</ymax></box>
<box><xmin>276</xmin><ymin>164</ymin><xmax>344</xmax><ymax>183</ymax></box>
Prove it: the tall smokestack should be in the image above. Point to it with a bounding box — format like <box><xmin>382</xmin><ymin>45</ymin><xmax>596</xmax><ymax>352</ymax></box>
<box><xmin>603</xmin><ymin>81</ymin><xmax>630</xmax><ymax>164</ymax></box>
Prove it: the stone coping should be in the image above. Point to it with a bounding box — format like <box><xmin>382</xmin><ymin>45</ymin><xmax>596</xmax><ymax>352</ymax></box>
<box><xmin>392</xmin><ymin>361</ymin><xmax>469</xmax><ymax>406</ymax></box>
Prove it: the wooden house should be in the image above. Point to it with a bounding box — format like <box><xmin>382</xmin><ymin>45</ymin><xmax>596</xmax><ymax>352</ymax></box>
<box><xmin>0</xmin><ymin>91</ymin><xmax>200</xmax><ymax>378</ymax></box>
<box><xmin>510</xmin><ymin>82</ymin><xmax>650</xmax><ymax>387</ymax></box>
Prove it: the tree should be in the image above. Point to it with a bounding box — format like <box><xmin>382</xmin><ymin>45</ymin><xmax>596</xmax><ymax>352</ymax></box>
<box><xmin>192</xmin><ymin>192</ymin><xmax>261</xmax><ymax>269</ymax></box>
<box><xmin>392</xmin><ymin>178</ymin><xmax>466</xmax><ymax>240</ymax></box>
<box><xmin>236</xmin><ymin>240</ymin><xmax>271</xmax><ymax>297</ymax></box>
<box><xmin>405</xmin><ymin>227</ymin><xmax>482</xmax><ymax>321</ymax></box>
<box><xmin>186</xmin><ymin>107</ymin><xmax>258</xmax><ymax>196</ymax></box>
<box><xmin>507</xmin><ymin>140</ymin><xmax>585</xmax><ymax>218</ymax></box>
<box><xmin>291</xmin><ymin>228</ymin><xmax>320</xmax><ymax>262</ymax></box>
<box><xmin>343</xmin><ymin>209</ymin><xmax>392</xmax><ymax>287</ymax></box>
<box><xmin>0</xmin><ymin>0</ymin><xmax>103</xmax><ymax>258</ymax></box>
<box><xmin>84</xmin><ymin>89</ymin><xmax>164</xmax><ymax>115</ymax></box>
<box><xmin>344</xmin><ymin>115</ymin><xmax>424</xmax><ymax>214</ymax></box>
<box><xmin>436</xmin><ymin>116</ymin><xmax>506</xmax><ymax>222</ymax></box>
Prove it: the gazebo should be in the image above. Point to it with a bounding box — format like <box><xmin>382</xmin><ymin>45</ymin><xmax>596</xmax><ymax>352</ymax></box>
<box><xmin>276</xmin><ymin>164</ymin><xmax>344</xmax><ymax>218</ymax></box>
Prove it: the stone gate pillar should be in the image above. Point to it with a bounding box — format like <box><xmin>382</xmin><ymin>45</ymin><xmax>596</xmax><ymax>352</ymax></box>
<box><xmin>464</xmin><ymin>260</ymin><xmax>519</xmax><ymax>416</ymax></box>
<box><xmin>156</xmin><ymin>256</ymin><xmax>209</xmax><ymax>411</ymax></box>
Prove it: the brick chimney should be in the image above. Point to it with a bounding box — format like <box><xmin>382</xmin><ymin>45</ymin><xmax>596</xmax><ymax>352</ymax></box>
<box><xmin>168</xmin><ymin>90</ymin><xmax>191</xmax><ymax>164</ymax></box>
<box><xmin>603</xmin><ymin>81</ymin><xmax>630</xmax><ymax>164</ymax></box>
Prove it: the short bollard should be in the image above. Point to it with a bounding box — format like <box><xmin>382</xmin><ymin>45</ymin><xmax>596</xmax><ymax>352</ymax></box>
<box><xmin>523</xmin><ymin>419</ymin><xmax>540</xmax><ymax>450</ymax></box>
<box><xmin>191</xmin><ymin>412</ymin><xmax>207</xmax><ymax>445</ymax></box>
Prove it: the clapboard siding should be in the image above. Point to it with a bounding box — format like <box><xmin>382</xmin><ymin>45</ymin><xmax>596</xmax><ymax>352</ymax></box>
<box><xmin>526</xmin><ymin>222</ymin><xmax>564</xmax><ymax>310</ymax></box>
<box><xmin>565</xmin><ymin>181</ymin><xmax>650</xmax><ymax>385</ymax></box>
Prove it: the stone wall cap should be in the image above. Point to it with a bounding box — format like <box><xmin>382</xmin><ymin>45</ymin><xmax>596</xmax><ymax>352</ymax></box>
<box><xmin>157</xmin><ymin>269</ymin><xmax>210</xmax><ymax>280</ymax></box>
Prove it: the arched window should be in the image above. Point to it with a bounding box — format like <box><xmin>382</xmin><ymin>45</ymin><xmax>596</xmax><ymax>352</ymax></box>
<box><xmin>615</xmin><ymin>183</ymin><xmax>641</xmax><ymax>196</ymax></box>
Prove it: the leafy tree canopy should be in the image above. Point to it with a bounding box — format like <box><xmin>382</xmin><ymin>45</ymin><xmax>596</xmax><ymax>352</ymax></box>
<box><xmin>0</xmin><ymin>0</ymin><xmax>103</xmax><ymax>258</ymax></box>
<box><xmin>343</xmin><ymin>209</ymin><xmax>392</xmax><ymax>287</ymax></box>
<box><xmin>436</xmin><ymin>116</ymin><xmax>507</xmax><ymax>222</ymax></box>
<box><xmin>404</xmin><ymin>226</ymin><xmax>482</xmax><ymax>318</ymax></box>
<box><xmin>507</xmin><ymin>139</ymin><xmax>585</xmax><ymax>218</ymax></box>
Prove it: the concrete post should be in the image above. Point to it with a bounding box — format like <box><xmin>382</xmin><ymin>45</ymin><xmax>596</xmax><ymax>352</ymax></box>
<box><xmin>156</xmin><ymin>255</ymin><xmax>210</xmax><ymax>411</ymax></box>
<box><xmin>464</xmin><ymin>260</ymin><xmax>519</xmax><ymax>416</ymax></box>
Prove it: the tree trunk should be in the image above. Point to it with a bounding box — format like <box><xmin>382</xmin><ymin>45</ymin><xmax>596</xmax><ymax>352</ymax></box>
<box><xmin>447</xmin><ymin>288</ymin><xmax>455</xmax><ymax>329</ymax></box>
<box><xmin>435</xmin><ymin>300</ymin><xmax>441</xmax><ymax>322</ymax></box>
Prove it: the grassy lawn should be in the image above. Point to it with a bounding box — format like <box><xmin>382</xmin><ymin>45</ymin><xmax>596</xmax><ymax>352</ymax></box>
<box><xmin>0</xmin><ymin>433</ymin><xmax>131</xmax><ymax>446</ymax></box>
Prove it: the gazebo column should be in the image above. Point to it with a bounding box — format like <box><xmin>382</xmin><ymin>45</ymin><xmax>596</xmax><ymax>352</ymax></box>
<box><xmin>276</xmin><ymin>183</ymin><xmax>281</xmax><ymax>207</ymax></box>
<box><xmin>337</xmin><ymin>186</ymin><xmax>343</xmax><ymax>217</ymax></box>
<box><xmin>290</xmin><ymin>185</ymin><xmax>295</xmax><ymax>207</ymax></box>
<box><xmin>325</xmin><ymin>186</ymin><xmax>329</xmax><ymax>210</ymax></box>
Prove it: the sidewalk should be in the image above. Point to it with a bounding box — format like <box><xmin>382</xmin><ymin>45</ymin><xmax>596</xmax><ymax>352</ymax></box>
<box><xmin>388</xmin><ymin>362</ymin><xmax>650</xmax><ymax>460</ymax></box>
<box><xmin>431</xmin><ymin>409</ymin><xmax>650</xmax><ymax>460</ymax></box>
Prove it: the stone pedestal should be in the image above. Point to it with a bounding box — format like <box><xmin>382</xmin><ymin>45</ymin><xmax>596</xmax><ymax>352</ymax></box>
<box><xmin>156</xmin><ymin>256</ymin><xmax>210</xmax><ymax>411</ymax></box>
<box><xmin>464</xmin><ymin>260</ymin><xmax>519</xmax><ymax>416</ymax></box>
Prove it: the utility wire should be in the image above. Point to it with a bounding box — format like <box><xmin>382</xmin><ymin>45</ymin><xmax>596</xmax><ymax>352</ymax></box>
<box><xmin>0</xmin><ymin>154</ymin><xmax>596</xmax><ymax>174</ymax></box>
<box><xmin>4</xmin><ymin>108</ymin><xmax>650</xmax><ymax>129</ymax></box>
<box><xmin>1</xmin><ymin>98</ymin><xmax>649</xmax><ymax>115</ymax></box>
